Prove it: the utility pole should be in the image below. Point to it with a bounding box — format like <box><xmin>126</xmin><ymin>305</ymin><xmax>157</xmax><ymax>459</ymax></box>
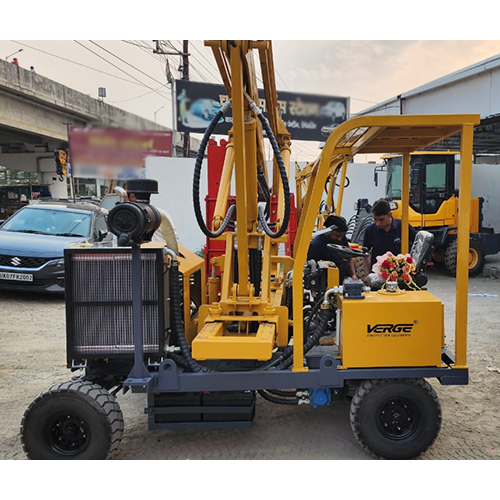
<box><xmin>153</xmin><ymin>40</ymin><xmax>190</xmax><ymax>158</ymax></box>
<box><xmin>181</xmin><ymin>40</ymin><xmax>190</xmax><ymax>158</ymax></box>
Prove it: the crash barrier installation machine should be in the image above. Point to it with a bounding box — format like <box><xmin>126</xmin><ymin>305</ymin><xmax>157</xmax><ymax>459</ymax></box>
<box><xmin>20</xmin><ymin>40</ymin><xmax>478</xmax><ymax>460</ymax></box>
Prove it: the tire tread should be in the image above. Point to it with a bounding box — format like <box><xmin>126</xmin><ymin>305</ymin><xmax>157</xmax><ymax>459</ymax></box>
<box><xmin>349</xmin><ymin>378</ymin><xmax>442</xmax><ymax>459</ymax></box>
<box><xmin>21</xmin><ymin>380</ymin><xmax>124</xmax><ymax>460</ymax></box>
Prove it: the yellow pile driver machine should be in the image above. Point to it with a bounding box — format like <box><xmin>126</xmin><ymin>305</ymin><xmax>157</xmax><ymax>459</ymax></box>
<box><xmin>21</xmin><ymin>40</ymin><xmax>478</xmax><ymax>460</ymax></box>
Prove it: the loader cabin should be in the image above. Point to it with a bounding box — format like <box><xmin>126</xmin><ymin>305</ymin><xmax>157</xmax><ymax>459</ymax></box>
<box><xmin>377</xmin><ymin>150</ymin><xmax>500</xmax><ymax>275</ymax></box>
<box><xmin>382</xmin><ymin>151</ymin><xmax>458</xmax><ymax>215</ymax></box>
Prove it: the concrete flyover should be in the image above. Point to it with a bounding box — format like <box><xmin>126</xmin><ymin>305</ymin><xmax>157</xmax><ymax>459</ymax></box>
<box><xmin>0</xmin><ymin>58</ymin><xmax>169</xmax><ymax>151</ymax></box>
<box><xmin>0</xmin><ymin>59</ymin><xmax>196</xmax><ymax>198</ymax></box>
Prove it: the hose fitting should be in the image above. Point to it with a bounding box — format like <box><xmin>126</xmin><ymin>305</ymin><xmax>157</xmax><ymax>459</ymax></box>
<box><xmin>322</xmin><ymin>288</ymin><xmax>338</xmax><ymax>309</ymax></box>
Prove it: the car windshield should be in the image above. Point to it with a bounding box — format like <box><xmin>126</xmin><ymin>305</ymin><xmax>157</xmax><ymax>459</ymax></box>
<box><xmin>0</xmin><ymin>207</ymin><xmax>92</xmax><ymax>237</ymax></box>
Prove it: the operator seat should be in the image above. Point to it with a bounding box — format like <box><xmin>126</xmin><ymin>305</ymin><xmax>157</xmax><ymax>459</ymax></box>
<box><xmin>410</xmin><ymin>230</ymin><xmax>434</xmax><ymax>273</ymax></box>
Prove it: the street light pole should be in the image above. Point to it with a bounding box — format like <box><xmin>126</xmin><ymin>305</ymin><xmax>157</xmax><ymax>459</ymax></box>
<box><xmin>5</xmin><ymin>48</ymin><xmax>23</xmax><ymax>61</ymax></box>
<box><xmin>154</xmin><ymin>106</ymin><xmax>165</xmax><ymax>123</ymax></box>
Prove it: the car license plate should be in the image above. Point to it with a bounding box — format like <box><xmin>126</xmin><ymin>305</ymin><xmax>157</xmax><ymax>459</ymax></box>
<box><xmin>0</xmin><ymin>272</ymin><xmax>34</xmax><ymax>282</ymax></box>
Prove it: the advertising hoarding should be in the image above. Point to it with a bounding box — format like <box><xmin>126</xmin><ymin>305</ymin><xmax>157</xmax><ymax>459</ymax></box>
<box><xmin>176</xmin><ymin>80</ymin><xmax>349</xmax><ymax>142</ymax></box>
<box><xmin>69</xmin><ymin>127</ymin><xmax>173</xmax><ymax>179</ymax></box>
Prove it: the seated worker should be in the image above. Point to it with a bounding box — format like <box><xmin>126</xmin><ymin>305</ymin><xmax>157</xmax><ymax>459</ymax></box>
<box><xmin>307</xmin><ymin>215</ymin><xmax>358</xmax><ymax>282</ymax></box>
<box><xmin>362</xmin><ymin>198</ymin><xmax>417</xmax><ymax>282</ymax></box>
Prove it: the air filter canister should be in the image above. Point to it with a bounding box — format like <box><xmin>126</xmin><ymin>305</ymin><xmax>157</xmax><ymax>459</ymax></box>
<box><xmin>108</xmin><ymin>202</ymin><xmax>162</xmax><ymax>244</ymax></box>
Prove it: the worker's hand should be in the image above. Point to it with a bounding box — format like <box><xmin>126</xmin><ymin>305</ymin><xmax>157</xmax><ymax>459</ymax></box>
<box><xmin>351</xmin><ymin>274</ymin><xmax>359</xmax><ymax>281</ymax></box>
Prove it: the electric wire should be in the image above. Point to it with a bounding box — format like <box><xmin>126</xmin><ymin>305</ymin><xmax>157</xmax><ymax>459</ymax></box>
<box><xmin>89</xmin><ymin>40</ymin><xmax>170</xmax><ymax>91</ymax></box>
<box><xmin>10</xmin><ymin>40</ymin><xmax>149</xmax><ymax>88</ymax></box>
<box><xmin>107</xmin><ymin>84</ymin><xmax>168</xmax><ymax>104</ymax></box>
<box><xmin>189</xmin><ymin>41</ymin><xmax>225</xmax><ymax>84</ymax></box>
<box><xmin>74</xmin><ymin>40</ymin><xmax>170</xmax><ymax>100</ymax></box>
<box><xmin>121</xmin><ymin>40</ymin><xmax>155</xmax><ymax>50</ymax></box>
<box><xmin>132</xmin><ymin>40</ymin><xmax>174</xmax><ymax>84</ymax></box>
<box><xmin>171</xmin><ymin>40</ymin><xmax>230</xmax><ymax>85</ymax></box>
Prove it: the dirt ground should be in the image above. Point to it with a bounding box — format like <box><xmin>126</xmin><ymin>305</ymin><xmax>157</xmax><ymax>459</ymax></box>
<box><xmin>1</xmin><ymin>262</ymin><xmax>499</xmax><ymax>460</ymax></box>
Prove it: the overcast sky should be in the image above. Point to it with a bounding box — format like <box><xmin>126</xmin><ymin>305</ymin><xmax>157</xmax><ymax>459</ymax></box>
<box><xmin>3</xmin><ymin>21</ymin><xmax>500</xmax><ymax>161</ymax></box>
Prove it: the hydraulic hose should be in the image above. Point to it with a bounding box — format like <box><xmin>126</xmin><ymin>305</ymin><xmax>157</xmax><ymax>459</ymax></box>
<box><xmin>193</xmin><ymin>100</ymin><xmax>234</xmax><ymax>239</ymax></box>
<box><xmin>249</xmin><ymin>248</ymin><xmax>262</xmax><ymax>296</ymax></box>
<box><xmin>248</xmin><ymin>100</ymin><xmax>291</xmax><ymax>239</ymax></box>
<box><xmin>278</xmin><ymin>306</ymin><xmax>334</xmax><ymax>370</ymax></box>
<box><xmin>266</xmin><ymin>388</ymin><xmax>298</xmax><ymax>398</ymax></box>
<box><xmin>169</xmin><ymin>259</ymin><xmax>211</xmax><ymax>373</ymax></box>
<box><xmin>167</xmin><ymin>351</ymin><xmax>192</xmax><ymax>371</ymax></box>
<box><xmin>258</xmin><ymin>389</ymin><xmax>298</xmax><ymax>405</ymax></box>
<box><xmin>258</xmin><ymin>289</ymin><xmax>335</xmax><ymax>371</ymax></box>
<box><xmin>303</xmin><ymin>294</ymin><xmax>325</xmax><ymax>343</ymax></box>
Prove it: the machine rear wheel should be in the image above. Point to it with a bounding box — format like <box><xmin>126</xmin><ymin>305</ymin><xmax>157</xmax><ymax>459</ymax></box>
<box><xmin>349</xmin><ymin>379</ymin><xmax>441</xmax><ymax>459</ymax></box>
<box><xmin>21</xmin><ymin>380</ymin><xmax>123</xmax><ymax>460</ymax></box>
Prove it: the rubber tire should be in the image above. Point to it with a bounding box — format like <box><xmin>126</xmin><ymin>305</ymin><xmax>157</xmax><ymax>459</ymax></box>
<box><xmin>354</xmin><ymin>257</ymin><xmax>366</xmax><ymax>281</ymax></box>
<box><xmin>21</xmin><ymin>380</ymin><xmax>123</xmax><ymax>460</ymax></box>
<box><xmin>350</xmin><ymin>379</ymin><xmax>442</xmax><ymax>460</ymax></box>
<box><xmin>444</xmin><ymin>238</ymin><xmax>485</xmax><ymax>276</ymax></box>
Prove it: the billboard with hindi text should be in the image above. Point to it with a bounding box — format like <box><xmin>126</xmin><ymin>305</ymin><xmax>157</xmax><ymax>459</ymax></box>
<box><xmin>176</xmin><ymin>80</ymin><xmax>349</xmax><ymax>142</ymax></box>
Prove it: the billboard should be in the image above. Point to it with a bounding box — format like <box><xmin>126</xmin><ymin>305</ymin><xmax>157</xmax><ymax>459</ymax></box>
<box><xmin>176</xmin><ymin>80</ymin><xmax>349</xmax><ymax>142</ymax></box>
<box><xmin>69</xmin><ymin>127</ymin><xmax>173</xmax><ymax>180</ymax></box>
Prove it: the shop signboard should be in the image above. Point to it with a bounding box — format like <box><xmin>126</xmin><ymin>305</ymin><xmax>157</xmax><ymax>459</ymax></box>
<box><xmin>69</xmin><ymin>127</ymin><xmax>173</xmax><ymax>179</ymax></box>
<box><xmin>176</xmin><ymin>80</ymin><xmax>349</xmax><ymax>142</ymax></box>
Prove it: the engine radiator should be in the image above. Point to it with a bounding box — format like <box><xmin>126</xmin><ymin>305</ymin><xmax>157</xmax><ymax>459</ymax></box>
<box><xmin>64</xmin><ymin>247</ymin><xmax>168</xmax><ymax>362</ymax></box>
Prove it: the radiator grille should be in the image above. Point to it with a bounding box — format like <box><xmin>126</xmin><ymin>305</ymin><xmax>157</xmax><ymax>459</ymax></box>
<box><xmin>65</xmin><ymin>248</ymin><xmax>167</xmax><ymax>359</ymax></box>
<box><xmin>0</xmin><ymin>254</ymin><xmax>54</xmax><ymax>268</ymax></box>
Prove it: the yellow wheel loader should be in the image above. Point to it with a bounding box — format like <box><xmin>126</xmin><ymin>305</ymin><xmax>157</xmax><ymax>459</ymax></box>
<box><xmin>382</xmin><ymin>152</ymin><xmax>500</xmax><ymax>275</ymax></box>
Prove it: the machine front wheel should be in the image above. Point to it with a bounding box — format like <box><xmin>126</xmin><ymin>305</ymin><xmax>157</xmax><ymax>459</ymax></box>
<box><xmin>444</xmin><ymin>238</ymin><xmax>485</xmax><ymax>276</ymax></box>
<box><xmin>21</xmin><ymin>380</ymin><xmax>123</xmax><ymax>460</ymax></box>
<box><xmin>349</xmin><ymin>378</ymin><xmax>441</xmax><ymax>459</ymax></box>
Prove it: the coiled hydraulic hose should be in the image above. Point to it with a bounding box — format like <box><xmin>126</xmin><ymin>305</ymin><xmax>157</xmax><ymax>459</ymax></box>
<box><xmin>278</xmin><ymin>307</ymin><xmax>333</xmax><ymax>370</ymax></box>
<box><xmin>258</xmin><ymin>289</ymin><xmax>335</xmax><ymax>371</ymax></box>
<box><xmin>248</xmin><ymin>100</ymin><xmax>291</xmax><ymax>239</ymax></box>
<box><xmin>193</xmin><ymin>100</ymin><xmax>235</xmax><ymax>238</ymax></box>
<box><xmin>169</xmin><ymin>257</ymin><xmax>211</xmax><ymax>373</ymax></box>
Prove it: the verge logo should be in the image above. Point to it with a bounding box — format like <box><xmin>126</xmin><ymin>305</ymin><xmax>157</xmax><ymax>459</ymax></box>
<box><xmin>11</xmin><ymin>257</ymin><xmax>21</xmax><ymax>267</ymax></box>
<box><xmin>367</xmin><ymin>323</ymin><xmax>414</xmax><ymax>333</ymax></box>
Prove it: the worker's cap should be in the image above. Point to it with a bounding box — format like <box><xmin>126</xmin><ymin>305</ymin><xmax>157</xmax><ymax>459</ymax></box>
<box><xmin>324</xmin><ymin>215</ymin><xmax>348</xmax><ymax>232</ymax></box>
<box><xmin>126</xmin><ymin>178</ymin><xmax>159</xmax><ymax>195</ymax></box>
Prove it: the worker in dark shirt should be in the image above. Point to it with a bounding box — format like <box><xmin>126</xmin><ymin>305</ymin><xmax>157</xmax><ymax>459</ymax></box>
<box><xmin>308</xmin><ymin>215</ymin><xmax>358</xmax><ymax>281</ymax></box>
<box><xmin>362</xmin><ymin>199</ymin><xmax>417</xmax><ymax>281</ymax></box>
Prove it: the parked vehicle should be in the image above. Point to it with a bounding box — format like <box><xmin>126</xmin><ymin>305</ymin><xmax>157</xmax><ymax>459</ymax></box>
<box><xmin>381</xmin><ymin>152</ymin><xmax>500</xmax><ymax>275</ymax></box>
<box><xmin>319</xmin><ymin>100</ymin><xmax>346</xmax><ymax>123</ymax></box>
<box><xmin>0</xmin><ymin>184</ymin><xmax>51</xmax><ymax>221</ymax></box>
<box><xmin>0</xmin><ymin>201</ymin><xmax>115</xmax><ymax>293</ymax></box>
<box><xmin>190</xmin><ymin>98</ymin><xmax>223</xmax><ymax>121</ymax></box>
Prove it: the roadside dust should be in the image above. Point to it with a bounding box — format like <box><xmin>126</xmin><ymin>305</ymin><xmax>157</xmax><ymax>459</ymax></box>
<box><xmin>0</xmin><ymin>269</ymin><xmax>499</xmax><ymax>460</ymax></box>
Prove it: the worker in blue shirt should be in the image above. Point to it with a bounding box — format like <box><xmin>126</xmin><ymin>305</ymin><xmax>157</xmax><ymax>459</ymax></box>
<box><xmin>308</xmin><ymin>215</ymin><xmax>358</xmax><ymax>282</ymax></box>
<box><xmin>362</xmin><ymin>199</ymin><xmax>417</xmax><ymax>281</ymax></box>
